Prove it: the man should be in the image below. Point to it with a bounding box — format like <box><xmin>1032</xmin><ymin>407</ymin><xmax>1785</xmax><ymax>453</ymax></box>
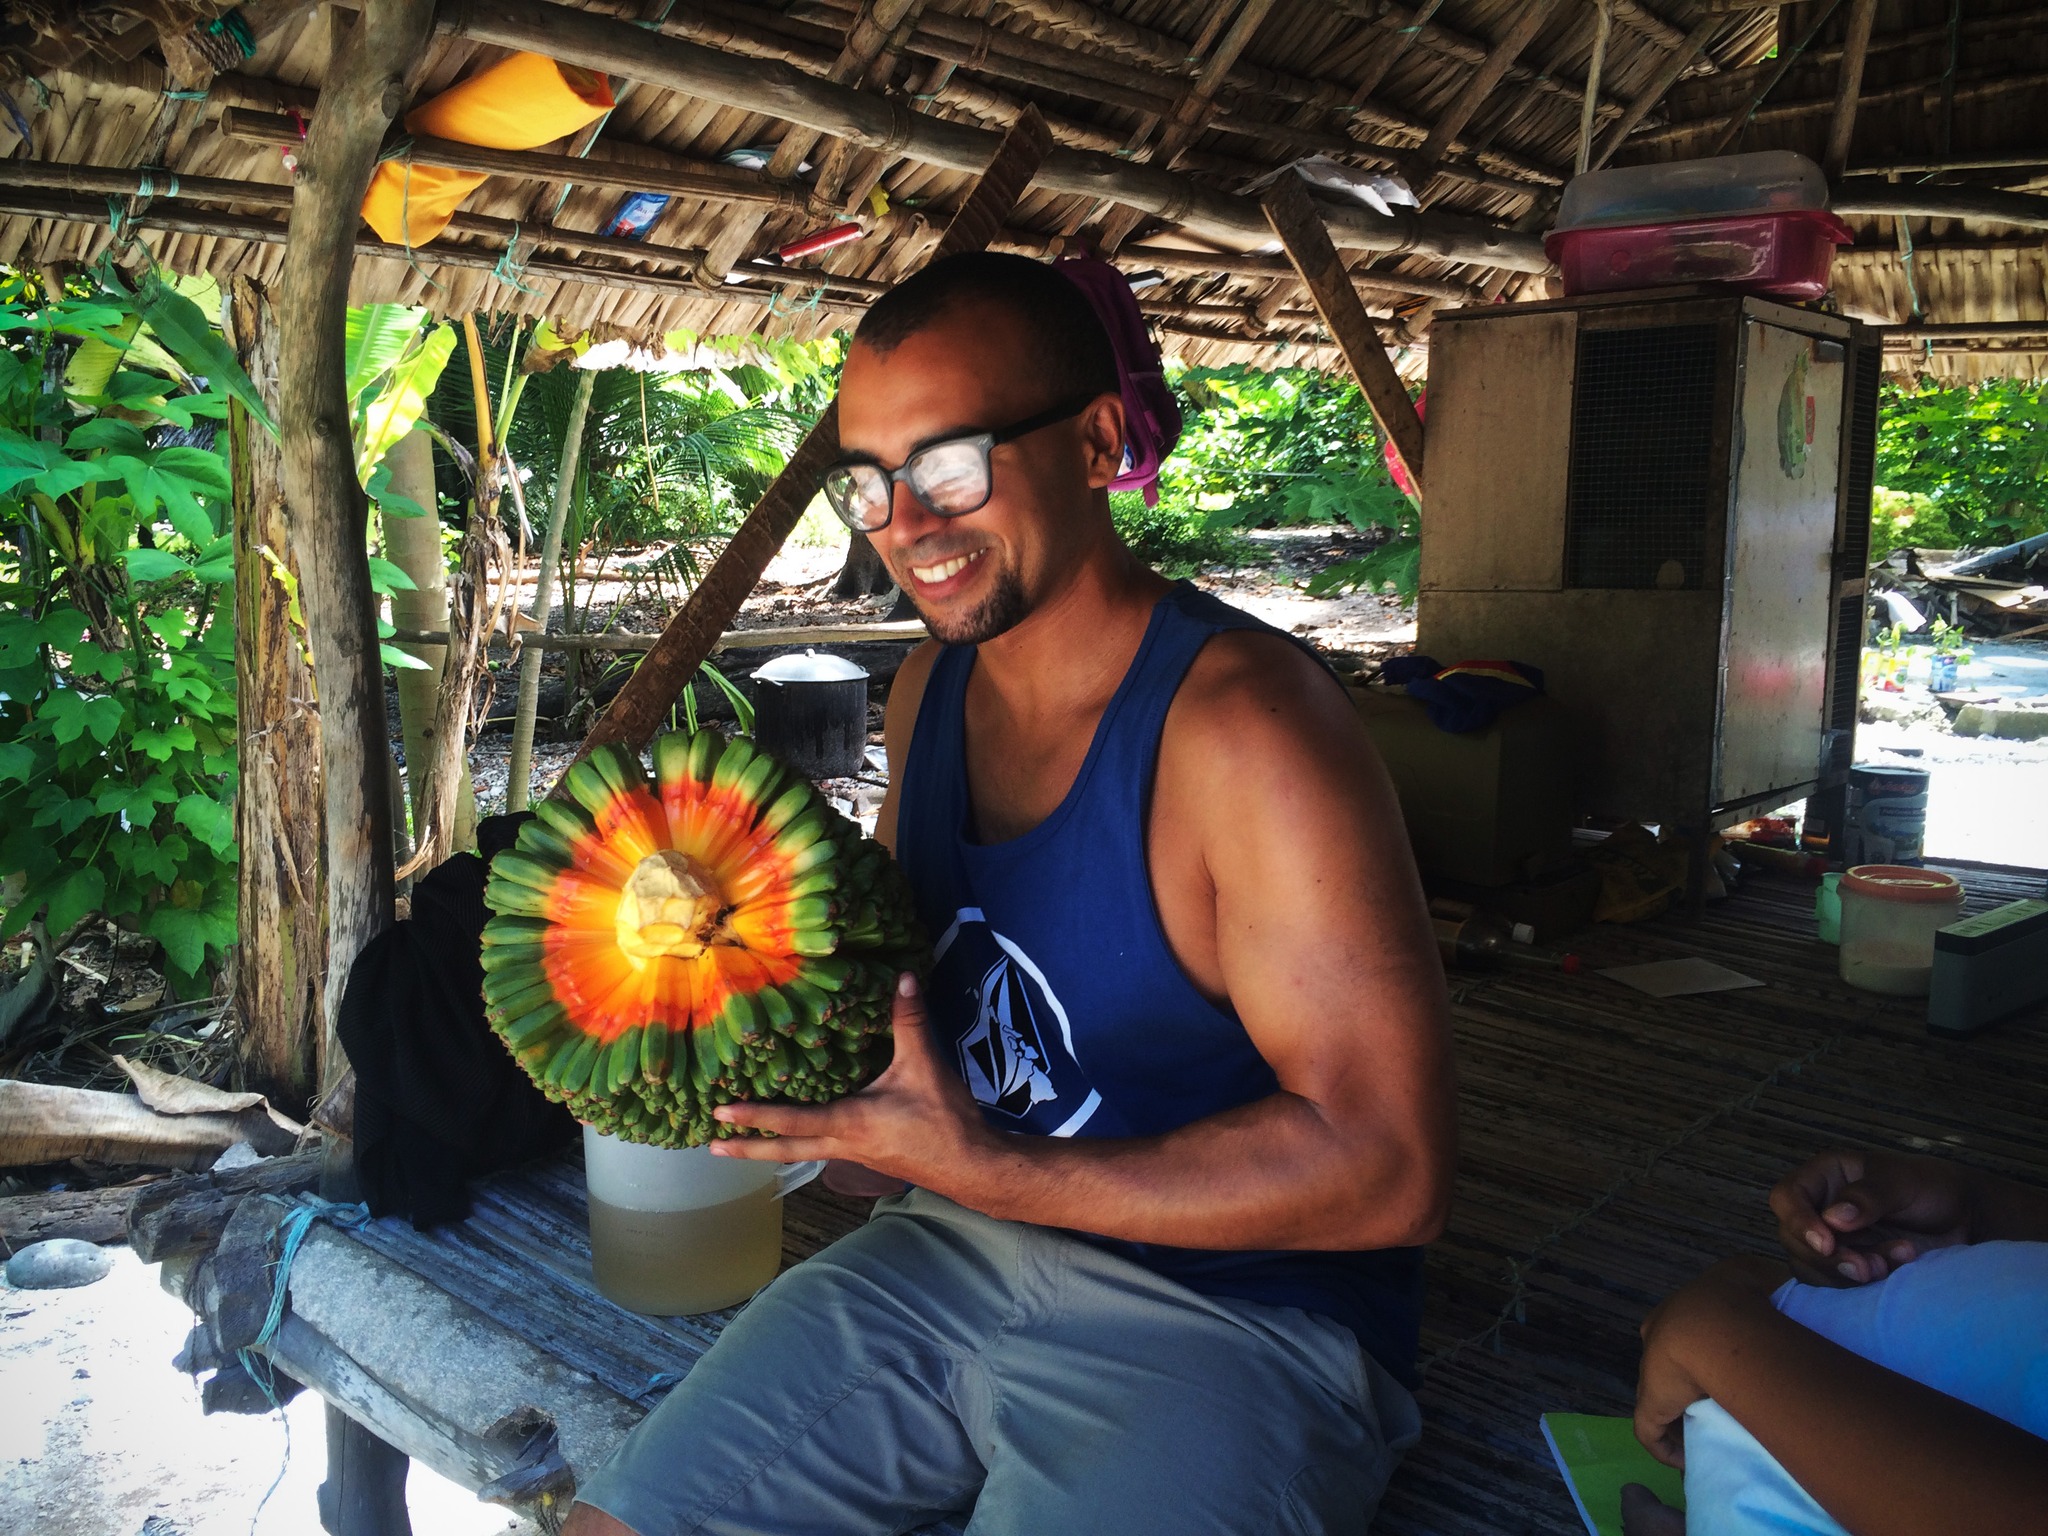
<box><xmin>568</xmin><ymin>253</ymin><xmax>1455</xmax><ymax>1536</ymax></box>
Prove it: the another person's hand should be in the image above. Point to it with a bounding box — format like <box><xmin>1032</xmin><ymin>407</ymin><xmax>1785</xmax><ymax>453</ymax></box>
<box><xmin>1769</xmin><ymin>1149</ymin><xmax>1975</xmax><ymax>1287</ymax></box>
<box><xmin>1633</xmin><ymin>1255</ymin><xmax>1786</xmax><ymax>1469</ymax></box>
<box><xmin>708</xmin><ymin>973</ymin><xmax>994</xmax><ymax>1190</ymax></box>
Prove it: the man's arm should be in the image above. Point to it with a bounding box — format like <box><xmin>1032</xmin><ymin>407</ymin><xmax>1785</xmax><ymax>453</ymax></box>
<box><xmin>1635</xmin><ymin>1258</ymin><xmax>2048</xmax><ymax>1536</ymax></box>
<box><xmin>717</xmin><ymin>634</ymin><xmax>1458</xmax><ymax>1253</ymax></box>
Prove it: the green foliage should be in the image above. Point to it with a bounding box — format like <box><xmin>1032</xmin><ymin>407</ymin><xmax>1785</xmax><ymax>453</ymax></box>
<box><xmin>1108</xmin><ymin>490</ymin><xmax>1245</xmax><ymax>573</ymax></box>
<box><xmin>346</xmin><ymin>303</ymin><xmax>458</xmax><ymax>483</ymax></box>
<box><xmin>0</xmin><ymin>271</ymin><xmax>243</xmax><ymax>989</ymax></box>
<box><xmin>451</xmin><ymin>343</ymin><xmax>830</xmax><ymax>561</ymax></box>
<box><xmin>1111</xmin><ymin>363</ymin><xmax>1419</xmax><ymax>593</ymax></box>
<box><xmin>1874</xmin><ymin>379</ymin><xmax>2048</xmax><ymax>555</ymax></box>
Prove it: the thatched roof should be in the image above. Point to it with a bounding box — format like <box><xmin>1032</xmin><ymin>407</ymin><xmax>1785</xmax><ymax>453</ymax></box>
<box><xmin>2</xmin><ymin>0</ymin><xmax>2043</xmax><ymax>379</ymax></box>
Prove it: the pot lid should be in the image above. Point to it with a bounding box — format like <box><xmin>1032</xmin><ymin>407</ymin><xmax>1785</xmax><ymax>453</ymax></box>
<box><xmin>751</xmin><ymin>648</ymin><xmax>869</xmax><ymax>683</ymax></box>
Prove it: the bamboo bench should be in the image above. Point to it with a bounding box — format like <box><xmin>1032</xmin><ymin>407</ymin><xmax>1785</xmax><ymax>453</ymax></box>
<box><xmin>162</xmin><ymin>1155</ymin><xmax>942</xmax><ymax>1533</ymax></box>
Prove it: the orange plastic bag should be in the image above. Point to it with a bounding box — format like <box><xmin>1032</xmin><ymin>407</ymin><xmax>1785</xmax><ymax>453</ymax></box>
<box><xmin>361</xmin><ymin>53</ymin><xmax>612</xmax><ymax>247</ymax></box>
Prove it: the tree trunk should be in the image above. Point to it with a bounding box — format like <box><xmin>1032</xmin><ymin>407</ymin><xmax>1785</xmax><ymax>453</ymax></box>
<box><xmin>378</xmin><ymin>428</ymin><xmax>473</xmax><ymax>844</ymax></box>
<box><xmin>276</xmin><ymin>0</ymin><xmax>431</xmax><ymax>1094</ymax></box>
<box><xmin>829</xmin><ymin>530</ymin><xmax>896</xmax><ymax>599</ymax></box>
<box><xmin>412</xmin><ymin>317</ymin><xmax>506</xmax><ymax>868</ymax></box>
<box><xmin>228</xmin><ymin>278</ymin><xmax>326</xmax><ymax>1114</ymax></box>
<box><xmin>505</xmin><ymin>366</ymin><xmax>593</xmax><ymax>812</ymax></box>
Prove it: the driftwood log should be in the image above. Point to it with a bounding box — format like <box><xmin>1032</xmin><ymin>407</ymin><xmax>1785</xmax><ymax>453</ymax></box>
<box><xmin>0</xmin><ymin>1180</ymin><xmax>159</xmax><ymax>1252</ymax></box>
<box><xmin>127</xmin><ymin>1149</ymin><xmax>325</xmax><ymax>1263</ymax></box>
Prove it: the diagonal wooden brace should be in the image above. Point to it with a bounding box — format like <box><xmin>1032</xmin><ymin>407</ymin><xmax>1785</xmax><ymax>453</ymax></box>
<box><xmin>574</xmin><ymin>107</ymin><xmax>1057</xmax><ymax>765</ymax></box>
<box><xmin>1261</xmin><ymin>176</ymin><xmax>1426</xmax><ymax>500</ymax></box>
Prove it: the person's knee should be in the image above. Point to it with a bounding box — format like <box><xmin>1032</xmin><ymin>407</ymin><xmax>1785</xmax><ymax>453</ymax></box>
<box><xmin>561</xmin><ymin>1501</ymin><xmax>641</xmax><ymax>1536</ymax></box>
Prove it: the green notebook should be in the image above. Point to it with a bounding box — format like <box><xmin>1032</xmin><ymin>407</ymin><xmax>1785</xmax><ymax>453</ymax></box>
<box><xmin>1541</xmin><ymin>1413</ymin><xmax>1687</xmax><ymax>1536</ymax></box>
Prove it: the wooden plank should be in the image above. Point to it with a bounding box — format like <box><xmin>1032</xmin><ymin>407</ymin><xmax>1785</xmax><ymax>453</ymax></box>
<box><xmin>573</xmin><ymin>107</ymin><xmax>1054</xmax><ymax>764</ymax></box>
<box><xmin>1261</xmin><ymin>176</ymin><xmax>1426</xmax><ymax>496</ymax></box>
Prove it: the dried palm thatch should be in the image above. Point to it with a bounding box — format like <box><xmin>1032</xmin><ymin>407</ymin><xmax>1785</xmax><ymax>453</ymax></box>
<box><xmin>1</xmin><ymin>2</ymin><xmax>2043</xmax><ymax>376</ymax></box>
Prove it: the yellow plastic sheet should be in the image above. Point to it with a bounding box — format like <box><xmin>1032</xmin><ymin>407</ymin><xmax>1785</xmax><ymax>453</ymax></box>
<box><xmin>362</xmin><ymin>54</ymin><xmax>613</xmax><ymax>247</ymax></box>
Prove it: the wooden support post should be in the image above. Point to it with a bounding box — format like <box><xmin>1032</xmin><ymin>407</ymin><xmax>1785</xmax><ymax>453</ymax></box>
<box><xmin>1822</xmin><ymin>0</ymin><xmax>1880</xmax><ymax>181</ymax></box>
<box><xmin>574</xmin><ymin>108</ymin><xmax>1056</xmax><ymax>765</ymax></box>
<box><xmin>277</xmin><ymin>0</ymin><xmax>428</xmax><ymax>1069</ymax></box>
<box><xmin>228</xmin><ymin>278</ymin><xmax>326</xmax><ymax>1114</ymax></box>
<box><xmin>275</xmin><ymin>7</ymin><xmax>432</xmax><ymax>1527</ymax></box>
<box><xmin>1262</xmin><ymin>178</ymin><xmax>1425</xmax><ymax>501</ymax></box>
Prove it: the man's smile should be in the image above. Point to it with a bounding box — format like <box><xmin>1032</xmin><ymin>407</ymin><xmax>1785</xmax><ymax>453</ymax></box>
<box><xmin>908</xmin><ymin>547</ymin><xmax>987</xmax><ymax>590</ymax></box>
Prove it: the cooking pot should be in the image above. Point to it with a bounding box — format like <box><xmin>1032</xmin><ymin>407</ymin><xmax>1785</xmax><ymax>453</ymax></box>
<box><xmin>749</xmin><ymin>649</ymin><xmax>869</xmax><ymax>780</ymax></box>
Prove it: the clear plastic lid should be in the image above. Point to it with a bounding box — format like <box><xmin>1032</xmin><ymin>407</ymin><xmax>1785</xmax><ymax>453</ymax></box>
<box><xmin>1555</xmin><ymin>151</ymin><xmax>1830</xmax><ymax>233</ymax></box>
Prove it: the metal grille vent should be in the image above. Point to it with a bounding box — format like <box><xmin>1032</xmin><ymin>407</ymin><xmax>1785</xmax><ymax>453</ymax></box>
<box><xmin>1828</xmin><ymin>593</ymin><xmax>1864</xmax><ymax>737</ymax></box>
<box><xmin>1564</xmin><ymin>324</ymin><xmax>1720</xmax><ymax>589</ymax></box>
<box><xmin>1839</xmin><ymin>337</ymin><xmax>1880</xmax><ymax>572</ymax></box>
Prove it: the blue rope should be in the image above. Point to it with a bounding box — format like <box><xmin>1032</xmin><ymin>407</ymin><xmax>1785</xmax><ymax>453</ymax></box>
<box><xmin>232</xmin><ymin>1196</ymin><xmax>371</xmax><ymax>1533</ymax></box>
<box><xmin>163</xmin><ymin>88</ymin><xmax>210</xmax><ymax>101</ymax></box>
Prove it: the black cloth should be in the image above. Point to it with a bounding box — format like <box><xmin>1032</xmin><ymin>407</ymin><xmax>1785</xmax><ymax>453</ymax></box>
<box><xmin>337</xmin><ymin>813</ymin><xmax>576</xmax><ymax>1226</ymax></box>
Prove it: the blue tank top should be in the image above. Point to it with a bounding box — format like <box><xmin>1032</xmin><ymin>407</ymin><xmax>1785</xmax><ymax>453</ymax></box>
<box><xmin>896</xmin><ymin>581</ymin><xmax>1424</xmax><ymax>1382</ymax></box>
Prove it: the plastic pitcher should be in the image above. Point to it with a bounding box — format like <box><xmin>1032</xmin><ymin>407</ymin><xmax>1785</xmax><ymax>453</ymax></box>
<box><xmin>583</xmin><ymin>1126</ymin><xmax>822</xmax><ymax>1315</ymax></box>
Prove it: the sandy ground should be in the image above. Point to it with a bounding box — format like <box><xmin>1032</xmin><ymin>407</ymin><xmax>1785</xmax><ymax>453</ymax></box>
<box><xmin>1857</xmin><ymin>639</ymin><xmax>2048</xmax><ymax>868</ymax></box>
<box><xmin>1</xmin><ymin>1247</ymin><xmax>532</xmax><ymax>1536</ymax></box>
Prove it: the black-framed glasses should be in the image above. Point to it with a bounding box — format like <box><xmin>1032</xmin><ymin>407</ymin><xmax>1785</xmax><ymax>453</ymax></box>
<box><xmin>821</xmin><ymin>396</ymin><xmax>1098</xmax><ymax>533</ymax></box>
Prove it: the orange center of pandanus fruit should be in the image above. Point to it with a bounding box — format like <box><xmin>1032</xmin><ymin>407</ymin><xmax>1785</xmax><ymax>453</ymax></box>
<box><xmin>614</xmin><ymin>850</ymin><xmax>722</xmax><ymax>963</ymax></box>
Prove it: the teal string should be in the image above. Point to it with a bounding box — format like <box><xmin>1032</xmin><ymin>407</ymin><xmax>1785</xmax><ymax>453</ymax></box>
<box><xmin>206</xmin><ymin>9</ymin><xmax>258</xmax><ymax>61</ymax></box>
<box><xmin>163</xmin><ymin>88</ymin><xmax>210</xmax><ymax>101</ymax></box>
<box><xmin>768</xmin><ymin>283</ymin><xmax>823</xmax><ymax>316</ymax></box>
<box><xmin>493</xmin><ymin>222</ymin><xmax>540</xmax><ymax>295</ymax></box>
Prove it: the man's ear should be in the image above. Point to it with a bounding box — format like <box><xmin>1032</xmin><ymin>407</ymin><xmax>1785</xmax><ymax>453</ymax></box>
<box><xmin>1079</xmin><ymin>392</ymin><xmax>1128</xmax><ymax>490</ymax></box>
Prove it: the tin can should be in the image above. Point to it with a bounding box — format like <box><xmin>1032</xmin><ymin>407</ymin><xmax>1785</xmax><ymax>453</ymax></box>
<box><xmin>1842</xmin><ymin>763</ymin><xmax>1930</xmax><ymax>867</ymax></box>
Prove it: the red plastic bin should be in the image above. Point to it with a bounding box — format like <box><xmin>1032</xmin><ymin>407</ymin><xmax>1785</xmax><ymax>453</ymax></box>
<box><xmin>1544</xmin><ymin>208</ymin><xmax>1854</xmax><ymax>301</ymax></box>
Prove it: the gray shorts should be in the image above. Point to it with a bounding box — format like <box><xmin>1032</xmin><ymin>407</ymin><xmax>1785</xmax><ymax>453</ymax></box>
<box><xmin>578</xmin><ymin>1187</ymin><xmax>1421</xmax><ymax>1536</ymax></box>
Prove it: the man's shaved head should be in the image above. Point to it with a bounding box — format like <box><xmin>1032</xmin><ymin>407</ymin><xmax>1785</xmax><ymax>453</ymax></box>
<box><xmin>853</xmin><ymin>252</ymin><xmax>1118</xmax><ymax>405</ymax></box>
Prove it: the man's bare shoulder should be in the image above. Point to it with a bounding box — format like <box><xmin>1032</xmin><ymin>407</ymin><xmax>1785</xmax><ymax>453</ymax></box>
<box><xmin>1169</xmin><ymin>626</ymin><xmax>1361</xmax><ymax>766</ymax></box>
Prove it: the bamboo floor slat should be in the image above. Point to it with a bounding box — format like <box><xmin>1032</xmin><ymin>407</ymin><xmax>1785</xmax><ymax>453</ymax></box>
<box><xmin>1375</xmin><ymin>862</ymin><xmax>2048</xmax><ymax>1535</ymax></box>
<box><xmin>319</xmin><ymin>863</ymin><xmax>2043</xmax><ymax>1532</ymax></box>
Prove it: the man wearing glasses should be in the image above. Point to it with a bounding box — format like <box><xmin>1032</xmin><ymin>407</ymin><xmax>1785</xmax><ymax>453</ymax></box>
<box><xmin>570</xmin><ymin>253</ymin><xmax>1455</xmax><ymax>1535</ymax></box>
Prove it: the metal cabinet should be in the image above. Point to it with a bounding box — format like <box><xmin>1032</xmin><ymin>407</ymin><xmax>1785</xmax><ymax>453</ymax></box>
<box><xmin>1418</xmin><ymin>290</ymin><xmax>1877</xmax><ymax>837</ymax></box>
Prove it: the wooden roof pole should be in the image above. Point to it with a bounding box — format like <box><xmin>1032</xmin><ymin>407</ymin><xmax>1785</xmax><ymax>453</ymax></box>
<box><xmin>1833</xmin><ymin>185</ymin><xmax>2048</xmax><ymax>232</ymax></box>
<box><xmin>1589</xmin><ymin>12</ymin><xmax>1721</xmax><ymax>170</ymax></box>
<box><xmin>572</xmin><ymin>108</ymin><xmax>1057</xmax><ymax>767</ymax></box>
<box><xmin>1824</xmin><ymin>0</ymin><xmax>1885</xmax><ymax>181</ymax></box>
<box><xmin>1093</xmin><ymin>0</ymin><xmax>1282</xmax><ymax>254</ymax></box>
<box><xmin>696</xmin><ymin>0</ymin><xmax>927</xmax><ymax>284</ymax></box>
<box><xmin>1411</xmin><ymin>0</ymin><xmax>1569</xmax><ymax>176</ymax></box>
<box><xmin>435</xmin><ymin>0</ymin><xmax>1551</xmax><ymax>272</ymax></box>
<box><xmin>1262</xmin><ymin>177</ymin><xmax>1425</xmax><ymax>499</ymax></box>
<box><xmin>1705</xmin><ymin>0</ymin><xmax>1847</xmax><ymax>157</ymax></box>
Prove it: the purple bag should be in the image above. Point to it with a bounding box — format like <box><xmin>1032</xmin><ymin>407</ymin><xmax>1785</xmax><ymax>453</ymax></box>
<box><xmin>1057</xmin><ymin>253</ymin><xmax>1183</xmax><ymax>505</ymax></box>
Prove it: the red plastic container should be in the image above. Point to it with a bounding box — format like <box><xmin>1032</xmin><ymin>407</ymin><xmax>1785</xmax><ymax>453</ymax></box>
<box><xmin>1545</xmin><ymin>208</ymin><xmax>1853</xmax><ymax>301</ymax></box>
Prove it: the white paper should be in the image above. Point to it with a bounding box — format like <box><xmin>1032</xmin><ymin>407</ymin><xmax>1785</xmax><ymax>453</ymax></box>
<box><xmin>1597</xmin><ymin>958</ymin><xmax>1765</xmax><ymax>998</ymax></box>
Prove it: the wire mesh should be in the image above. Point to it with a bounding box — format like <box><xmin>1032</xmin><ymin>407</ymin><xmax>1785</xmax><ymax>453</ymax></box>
<box><xmin>1564</xmin><ymin>324</ymin><xmax>1721</xmax><ymax>589</ymax></box>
